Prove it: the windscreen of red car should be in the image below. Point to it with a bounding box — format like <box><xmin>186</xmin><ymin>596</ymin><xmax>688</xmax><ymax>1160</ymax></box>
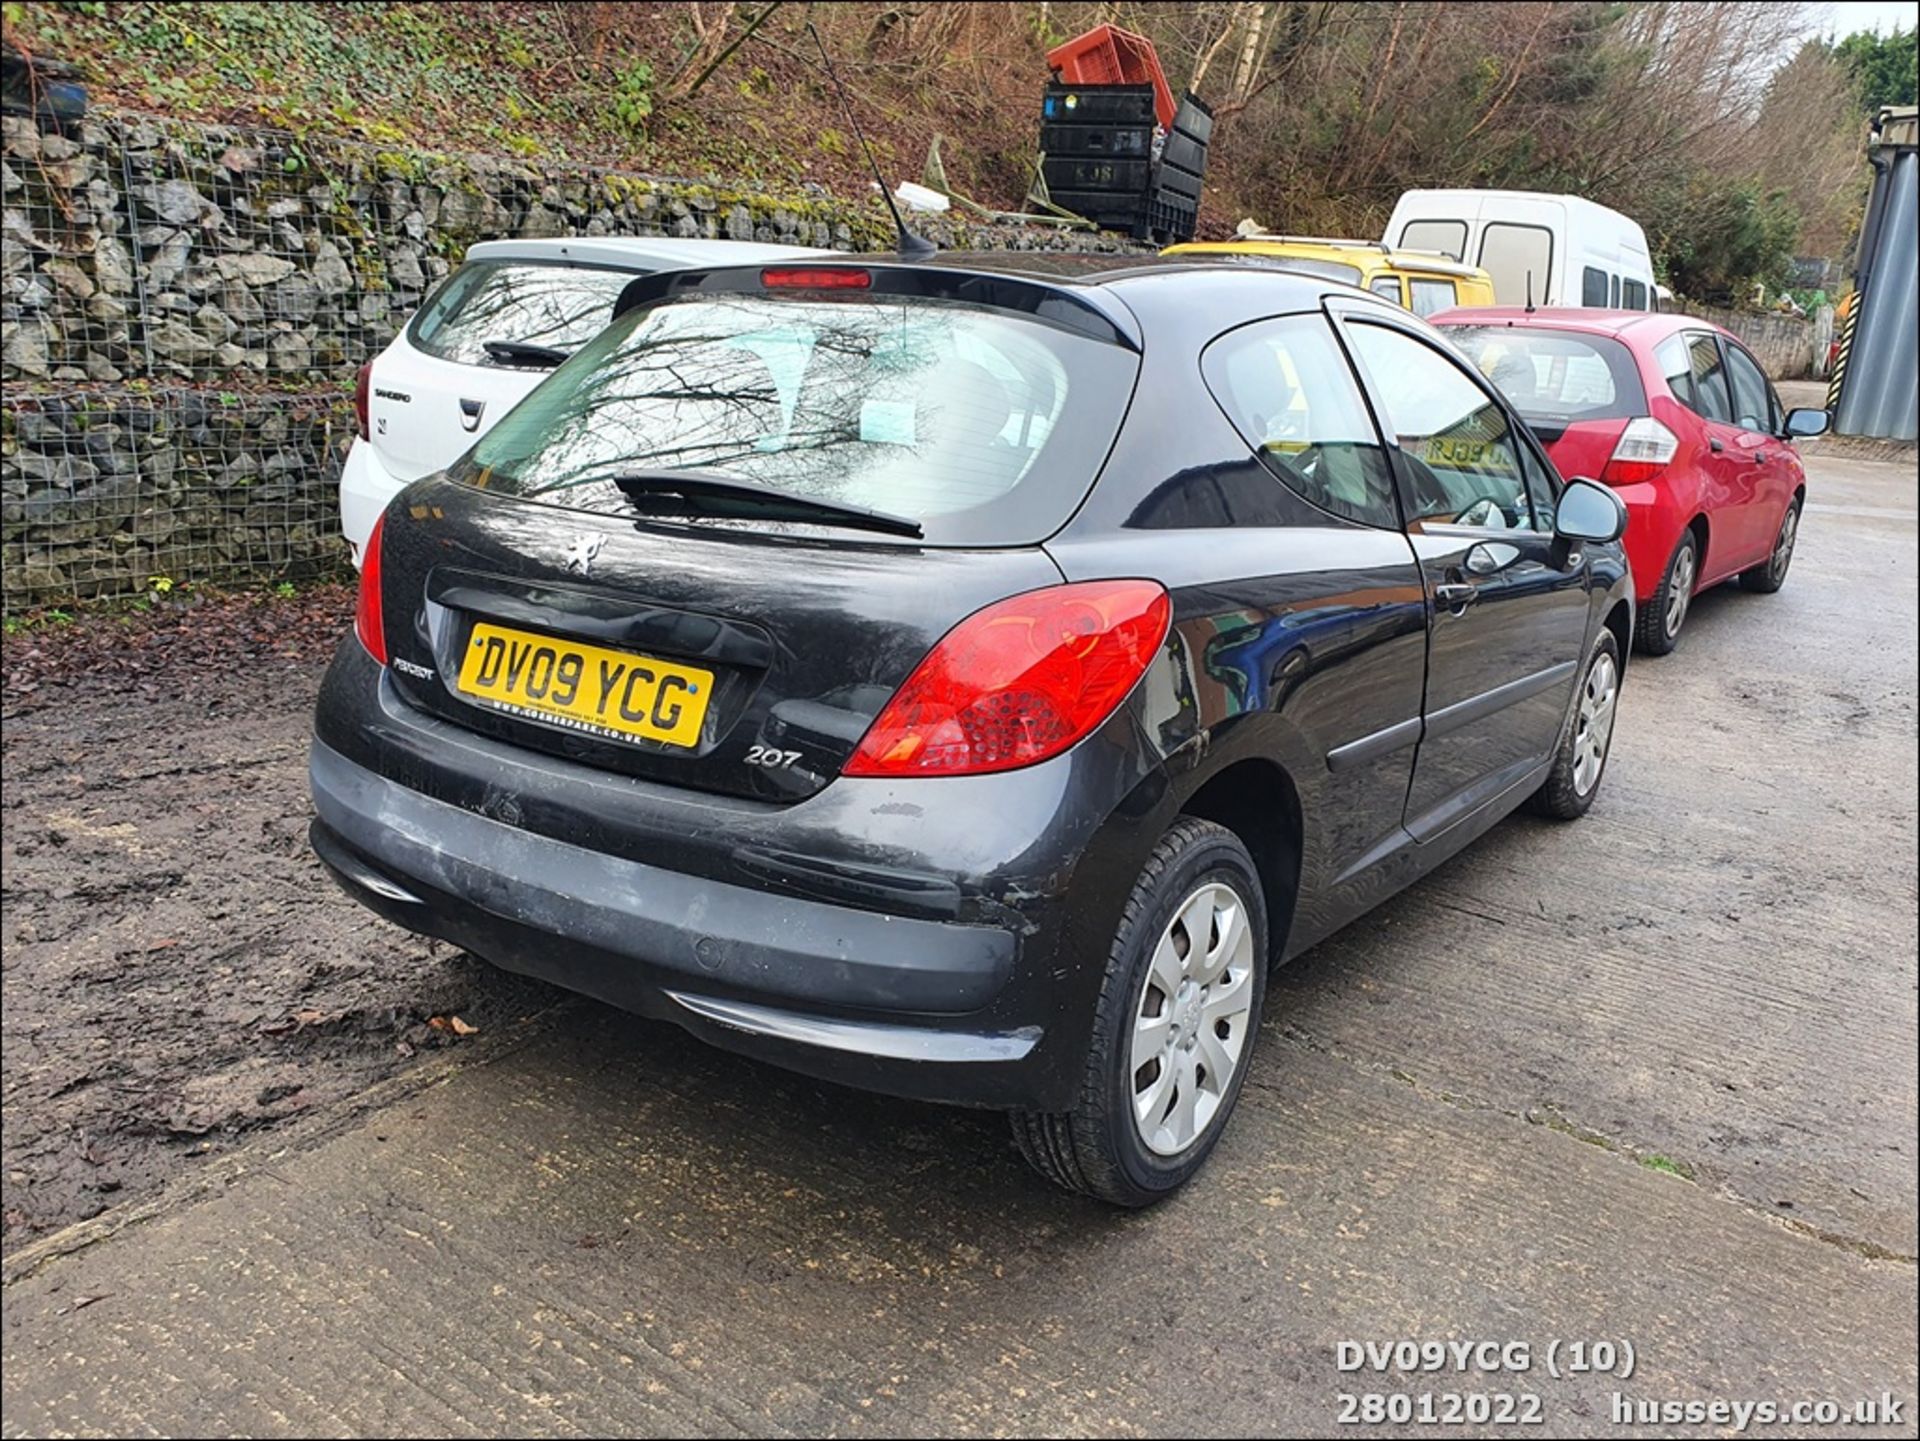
<box><xmin>453</xmin><ymin>291</ymin><xmax>1140</xmax><ymax>546</ymax></box>
<box><xmin>1443</xmin><ymin>327</ymin><xmax>1647</xmax><ymax>427</ymax></box>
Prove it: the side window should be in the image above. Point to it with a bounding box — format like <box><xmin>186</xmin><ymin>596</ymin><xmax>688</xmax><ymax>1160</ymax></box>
<box><xmin>1370</xmin><ymin>275</ymin><xmax>1405</xmax><ymax>305</ymax></box>
<box><xmin>1478</xmin><ymin>223</ymin><xmax>1553</xmax><ymax>306</ymax></box>
<box><xmin>1408</xmin><ymin>278</ymin><xmax>1457</xmax><ymax>317</ymax></box>
<box><xmin>1654</xmin><ymin>333</ymin><xmax>1696</xmax><ymax>410</ymax></box>
<box><xmin>1610</xmin><ymin>275</ymin><xmax>1621</xmax><ymax>307</ymax></box>
<box><xmin>1686</xmin><ymin>334</ymin><xmax>1735</xmax><ymax>424</ymax></box>
<box><xmin>1201</xmin><ymin>315</ymin><xmax>1401</xmax><ymax>529</ymax></box>
<box><xmin>1345</xmin><ymin>322</ymin><xmax>1548</xmax><ymax>534</ymax></box>
<box><xmin>1582</xmin><ymin>267</ymin><xmax>1609</xmax><ymax>307</ymax></box>
<box><xmin>1400</xmin><ymin>219</ymin><xmax>1468</xmax><ymax>262</ymax></box>
<box><xmin>1518</xmin><ymin>436</ymin><xmax>1560</xmax><ymax>525</ymax></box>
<box><xmin>1622</xmin><ymin>279</ymin><xmax>1648</xmax><ymax>311</ymax></box>
<box><xmin>1723</xmin><ymin>343</ymin><xmax>1775</xmax><ymax>434</ymax></box>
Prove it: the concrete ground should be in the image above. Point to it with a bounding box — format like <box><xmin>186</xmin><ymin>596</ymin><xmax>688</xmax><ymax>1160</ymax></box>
<box><xmin>2</xmin><ymin>451</ymin><xmax>1915</xmax><ymax>1438</ymax></box>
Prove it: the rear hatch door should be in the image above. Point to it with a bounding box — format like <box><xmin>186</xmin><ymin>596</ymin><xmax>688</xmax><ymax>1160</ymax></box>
<box><xmin>1437</xmin><ymin>321</ymin><xmax>1646</xmax><ymax>480</ymax></box>
<box><xmin>375</xmin><ymin>262</ymin><xmax>1142</xmax><ymax>803</ymax></box>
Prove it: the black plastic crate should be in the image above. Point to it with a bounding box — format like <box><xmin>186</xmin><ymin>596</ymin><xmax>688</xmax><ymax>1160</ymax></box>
<box><xmin>1160</xmin><ymin>128</ymin><xmax>1207</xmax><ymax>175</ymax></box>
<box><xmin>1043</xmin><ymin>156</ymin><xmax>1154</xmax><ymax>196</ymax></box>
<box><xmin>1039</xmin><ymin>85</ymin><xmax>1210</xmax><ymax>243</ymax></box>
<box><xmin>1172</xmin><ymin>91</ymin><xmax>1214</xmax><ymax>146</ymax></box>
<box><xmin>1047</xmin><ymin>188</ymin><xmax>1150</xmax><ymax>234</ymax></box>
<box><xmin>1039</xmin><ymin>121</ymin><xmax>1153</xmax><ymax>158</ymax></box>
<box><xmin>1154</xmin><ymin>161</ymin><xmax>1204</xmax><ymax>205</ymax></box>
<box><xmin>1154</xmin><ymin>93</ymin><xmax>1211</xmax><ymax>200</ymax></box>
<box><xmin>1040</xmin><ymin>82</ymin><xmax>1156</xmax><ymax>126</ymax></box>
<box><xmin>1146</xmin><ymin>194</ymin><xmax>1198</xmax><ymax>244</ymax></box>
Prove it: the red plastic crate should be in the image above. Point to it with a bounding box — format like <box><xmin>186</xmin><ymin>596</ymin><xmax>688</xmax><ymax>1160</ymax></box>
<box><xmin>1046</xmin><ymin>24</ymin><xmax>1176</xmax><ymax>130</ymax></box>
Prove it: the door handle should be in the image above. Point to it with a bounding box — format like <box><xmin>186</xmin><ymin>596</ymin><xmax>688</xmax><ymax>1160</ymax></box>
<box><xmin>1709</xmin><ymin>437</ymin><xmax>1725</xmax><ymax>453</ymax></box>
<box><xmin>1753</xmin><ymin>450</ymin><xmax>1770</xmax><ymax>464</ymax></box>
<box><xmin>1433</xmin><ymin>581</ymin><xmax>1478</xmax><ymax>611</ymax></box>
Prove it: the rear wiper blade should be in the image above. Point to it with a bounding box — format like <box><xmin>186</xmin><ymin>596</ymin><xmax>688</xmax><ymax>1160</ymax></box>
<box><xmin>609</xmin><ymin>469</ymin><xmax>923</xmax><ymax>539</ymax></box>
<box><xmin>484</xmin><ymin>339</ymin><xmax>569</xmax><ymax>368</ymax></box>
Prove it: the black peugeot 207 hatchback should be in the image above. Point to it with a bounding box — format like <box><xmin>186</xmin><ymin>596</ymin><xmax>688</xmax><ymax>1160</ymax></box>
<box><xmin>311</xmin><ymin>254</ymin><xmax>1632</xmax><ymax>1205</ymax></box>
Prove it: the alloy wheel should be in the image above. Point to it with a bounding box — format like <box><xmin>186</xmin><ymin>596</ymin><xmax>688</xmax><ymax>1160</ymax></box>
<box><xmin>1130</xmin><ymin>881</ymin><xmax>1256</xmax><ymax>1156</ymax></box>
<box><xmin>1666</xmin><ymin>544</ymin><xmax>1696</xmax><ymax>639</ymax></box>
<box><xmin>1572</xmin><ymin>650</ymin><xmax>1620</xmax><ymax>796</ymax></box>
<box><xmin>1770</xmin><ymin>505</ymin><xmax>1799</xmax><ymax>584</ymax></box>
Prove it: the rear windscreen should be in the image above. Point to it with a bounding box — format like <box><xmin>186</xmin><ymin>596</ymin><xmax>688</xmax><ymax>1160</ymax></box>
<box><xmin>455</xmin><ymin>291</ymin><xmax>1139</xmax><ymax>545</ymax></box>
<box><xmin>1443</xmin><ymin>326</ymin><xmax>1646</xmax><ymax>423</ymax></box>
<box><xmin>408</xmin><ymin>261</ymin><xmax>641</xmax><ymax>367</ymax></box>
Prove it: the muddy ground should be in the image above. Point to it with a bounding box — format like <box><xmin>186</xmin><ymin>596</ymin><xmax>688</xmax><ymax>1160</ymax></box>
<box><xmin>1</xmin><ymin>589</ymin><xmax>560</xmax><ymax>1251</ymax></box>
<box><xmin>0</xmin><ymin>450</ymin><xmax>1913</xmax><ymax>1437</ymax></box>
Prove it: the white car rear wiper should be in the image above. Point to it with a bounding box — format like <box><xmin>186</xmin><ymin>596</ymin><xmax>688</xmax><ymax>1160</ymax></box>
<box><xmin>483</xmin><ymin>339</ymin><xmax>570</xmax><ymax>369</ymax></box>
<box><xmin>609</xmin><ymin>469</ymin><xmax>924</xmax><ymax>540</ymax></box>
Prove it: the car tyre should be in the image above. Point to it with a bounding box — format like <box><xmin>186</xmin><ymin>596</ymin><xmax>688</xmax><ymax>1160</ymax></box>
<box><xmin>1739</xmin><ymin>497</ymin><xmax>1801</xmax><ymax>594</ymax></box>
<box><xmin>1529</xmin><ymin>628</ymin><xmax>1623</xmax><ymax>821</ymax></box>
<box><xmin>1634</xmin><ymin>529</ymin><xmax>1698</xmax><ymax>656</ymax></box>
<box><xmin>1011</xmin><ymin>817</ymin><xmax>1268</xmax><ymax>1207</ymax></box>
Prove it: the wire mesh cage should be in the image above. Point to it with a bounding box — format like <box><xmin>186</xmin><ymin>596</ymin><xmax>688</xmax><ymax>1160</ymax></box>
<box><xmin>3</xmin><ymin>389</ymin><xmax>350</xmax><ymax>607</ymax></box>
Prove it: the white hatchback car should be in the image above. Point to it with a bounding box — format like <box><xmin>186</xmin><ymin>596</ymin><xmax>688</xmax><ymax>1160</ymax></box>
<box><xmin>340</xmin><ymin>235</ymin><xmax>833</xmax><ymax>563</ymax></box>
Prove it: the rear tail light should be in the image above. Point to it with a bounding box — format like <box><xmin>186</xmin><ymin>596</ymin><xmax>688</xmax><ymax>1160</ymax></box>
<box><xmin>762</xmin><ymin>266</ymin><xmax>871</xmax><ymax>290</ymax></box>
<box><xmin>845</xmin><ymin>580</ymin><xmax>1171</xmax><ymax>778</ymax></box>
<box><xmin>355</xmin><ymin>511</ymin><xmax>388</xmax><ymax>665</ymax></box>
<box><xmin>353</xmin><ymin>360</ymin><xmax>372</xmax><ymax>442</ymax></box>
<box><xmin>1601</xmin><ymin>416</ymin><xmax>1679</xmax><ymax>485</ymax></box>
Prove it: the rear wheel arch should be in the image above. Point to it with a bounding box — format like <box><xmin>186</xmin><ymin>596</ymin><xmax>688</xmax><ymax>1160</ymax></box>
<box><xmin>1688</xmin><ymin>512</ymin><xmax>1711</xmax><ymax>573</ymax></box>
<box><xmin>1603</xmin><ymin>598</ymin><xmax>1632</xmax><ymax>676</ymax></box>
<box><xmin>1178</xmin><ymin>758</ymin><xmax>1303</xmax><ymax>965</ymax></box>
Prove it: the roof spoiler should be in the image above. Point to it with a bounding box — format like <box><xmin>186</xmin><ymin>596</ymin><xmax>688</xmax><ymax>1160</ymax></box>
<box><xmin>610</xmin><ymin>263</ymin><xmax>1142</xmax><ymax>351</ymax></box>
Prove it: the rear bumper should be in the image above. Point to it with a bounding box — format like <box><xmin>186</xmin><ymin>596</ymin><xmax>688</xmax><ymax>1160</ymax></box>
<box><xmin>1603</xmin><ymin>480</ymin><xmax>1680</xmax><ymax>603</ymax></box>
<box><xmin>307</xmin><ymin>663</ymin><xmax>1121</xmax><ymax>1105</ymax></box>
<box><xmin>338</xmin><ymin>439</ymin><xmax>408</xmax><ymax>567</ymax></box>
<box><xmin>311</xmin><ymin>737</ymin><xmax>1016</xmax><ymax>1013</ymax></box>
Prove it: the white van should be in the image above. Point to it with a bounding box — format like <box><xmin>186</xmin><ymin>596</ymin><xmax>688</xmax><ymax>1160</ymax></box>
<box><xmin>1381</xmin><ymin>189</ymin><xmax>1656</xmax><ymax>311</ymax></box>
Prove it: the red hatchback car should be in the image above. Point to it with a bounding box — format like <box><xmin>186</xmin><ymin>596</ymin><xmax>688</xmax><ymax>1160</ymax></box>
<box><xmin>1436</xmin><ymin>309</ymin><xmax>1829</xmax><ymax>654</ymax></box>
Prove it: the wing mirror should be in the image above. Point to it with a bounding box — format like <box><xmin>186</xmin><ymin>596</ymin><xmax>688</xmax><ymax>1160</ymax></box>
<box><xmin>1555</xmin><ymin>478</ymin><xmax>1628</xmax><ymax>545</ymax></box>
<box><xmin>1783</xmin><ymin>407</ymin><xmax>1830</xmax><ymax>439</ymax></box>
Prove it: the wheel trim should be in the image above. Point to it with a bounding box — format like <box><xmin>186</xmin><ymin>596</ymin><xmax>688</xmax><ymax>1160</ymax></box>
<box><xmin>1665</xmin><ymin>544</ymin><xmax>1696</xmax><ymax>637</ymax></box>
<box><xmin>1131</xmin><ymin>881</ymin><xmax>1255</xmax><ymax>1157</ymax></box>
<box><xmin>1572</xmin><ymin>650</ymin><xmax>1619</xmax><ymax>796</ymax></box>
<box><xmin>1771</xmin><ymin>505</ymin><xmax>1799</xmax><ymax>581</ymax></box>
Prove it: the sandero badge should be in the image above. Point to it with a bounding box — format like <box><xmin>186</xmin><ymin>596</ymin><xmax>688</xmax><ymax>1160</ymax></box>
<box><xmin>311</xmin><ymin>255</ymin><xmax>1631</xmax><ymax>1205</ymax></box>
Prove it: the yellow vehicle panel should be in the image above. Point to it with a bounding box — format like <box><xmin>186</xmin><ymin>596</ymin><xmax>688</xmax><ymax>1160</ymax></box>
<box><xmin>1164</xmin><ymin>237</ymin><xmax>1496</xmax><ymax>315</ymax></box>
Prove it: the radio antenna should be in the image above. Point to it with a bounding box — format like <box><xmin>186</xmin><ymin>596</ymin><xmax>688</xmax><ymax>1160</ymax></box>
<box><xmin>806</xmin><ymin>21</ymin><xmax>937</xmax><ymax>260</ymax></box>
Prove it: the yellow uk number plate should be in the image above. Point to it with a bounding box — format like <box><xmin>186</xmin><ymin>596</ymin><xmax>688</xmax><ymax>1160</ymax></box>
<box><xmin>455</xmin><ymin>622</ymin><xmax>713</xmax><ymax>748</ymax></box>
<box><xmin>1425</xmin><ymin>435</ymin><xmax>1495</xmax><ymax>468</ymax></box>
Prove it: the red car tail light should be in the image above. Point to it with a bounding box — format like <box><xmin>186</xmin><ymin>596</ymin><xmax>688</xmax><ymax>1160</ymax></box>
<box><xmin>353</xmin><ymin>360</ymin><xmax>373</xmax><ymax>442</ymax></box>
<box><xmin>761</xmin><ymin>267</ymin><xmax>872</xmax><ymax>290</ymax></box>
<box><xmin>1600</xmin><ymin>416</ymin><xmax>1679</xmax><ymax>485</ymax></box>
<box><xmin>845</xmin><ymin>580</ymin><xmax>1171</xmax><ymax>778</ymax></box>
<box><xmin>355</xmin><ymin>510</ymin><xmax>388</xmax><ymax>665</ymax></box>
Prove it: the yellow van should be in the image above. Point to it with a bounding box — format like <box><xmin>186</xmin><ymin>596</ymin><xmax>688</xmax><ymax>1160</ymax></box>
<box><xmin>1163</xmin><ymin>232</ymin><xmax>1497</xmax><ymax>317</ymax></box>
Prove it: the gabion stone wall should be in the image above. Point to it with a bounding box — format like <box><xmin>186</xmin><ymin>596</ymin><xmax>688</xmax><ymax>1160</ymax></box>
<box><xmin>3</xmin><ymin>391</ymin><xmax>350</xmax><ymax>606</ymax></box>
<box><xmin>2</xmin><ymin>110</ymin><xmax>1139</xmax><ymax>608</ymax></box>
